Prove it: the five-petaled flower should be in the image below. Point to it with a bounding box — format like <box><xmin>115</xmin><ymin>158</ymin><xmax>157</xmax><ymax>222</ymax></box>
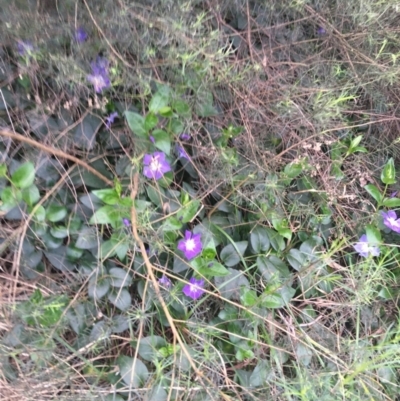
<box><xmin>87</xmin><ymin>56</ymin><xmax>111</xmax><ymax>93</ymax></box>
<box><xmin>159</xmin><ymin>275</ymin><xmax>172</xmax><ymax>288</ymax></box>
<box><xmin>183</xmin><ymin>277</ymin><xmax>205</xmax><ymax>300</ymax></box>
<box><xmin>381</xmin><ymin>210</ymin><xmax>400</xmax><ymax>233</ymax></box>
<box><xmin>17</xmin><ymin>40</ymin><xmax>34</xmax><ymax>56</ymax></box>
<box><xmin>177</xmin><ymin>230</ymin><xmax>202</xmax><ymax>260</ymax></box>
<box><xmin>105</xmin><ymin>112</ymin><xmax>118</xmax><ymax>129</ymax></box>
<box><xmin>75</xmin><ymin>27</ymin><xmax>88</xmax><ymax>43</ymax></box>
<box><xmin>354</xmin><ymin>234</ymin><xmax>380</xmax><ymax>258</ymax></box>
<box><xmin>143</xmin><ymin>152</ymin><xmax>171</xmax><ymax>180</ymax></box>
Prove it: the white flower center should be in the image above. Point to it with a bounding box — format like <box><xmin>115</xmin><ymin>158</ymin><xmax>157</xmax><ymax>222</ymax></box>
<box><xmin>185</xmin><ymin>238</ymin><xmax>196</xmax><ymax>251</ymax></box>
<box><xmin>150</xmin><ymin>159</ymin><xmax>161</xmax><ymax>171</ymax></box>
<box><xmin>190</xmin><ymin>284</ymin><xmax>199</xmax><ymax>293</ymax></box>
<box><xmin>388</xmin><ymin>217</ymin><xmax>397</xmax><ymax>225</ymax></box>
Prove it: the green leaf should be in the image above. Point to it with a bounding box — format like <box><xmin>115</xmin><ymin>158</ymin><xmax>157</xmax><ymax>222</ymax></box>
<box><xmin>108</xmin><ymin>289</ymin><xmax>131</xmax><ymax>311</ymax></box>
<box><xmin>92</xmin><ymin>189</ymin><xmax>120</xmax><ymax>205</ymax></box>
<box><xmin>21</xmin><ymin>185</ymin><xmax>40</xmax><ymax>206</ymax></box>
<box><xmin>172</xmin><ymin>99</ymin><xmax>191</xmax><ymax>117</ymax></box>
<box><xmin>284</xmin><ymin>162</ymin><xmax>303</xmax><ymax>180</ymax></box>
<box><xmin>149</xmin><ymin>89</ymin><xmax>170</xmax><ymax>113</ymax></box>
<box><xmin>176</xmin><ymin>199</ymin><xmax>201</xmax><ymax>223</ymax></box>
<box><xmin>50</xmin><ymin>226</ymin><xmax>69</xmax><ymax>239</ymax></box>
<box><xmin>11</xmin><ymin>162</ymin><xmax>35</xmax><ymax>189</ymax></box>
<box><xmin>348</xmin><ymin>135</ymin><xmax>363</xmax><ymax>153</ymax></box>
<box><xmin>287</xmin><ymin>249</ymin><xmax>306</xmax><ymax>271</ymax></box>
<box><xmin>250</xmin><ymin>226</ymin><xmax>270</xmax><ymax>253</ymax></box>
<box><xmin>214</xmin><ymin>268</ymin><xmax>250</xmax><ymax>300</ymax></box>
<box><xmin>144</xmin><ymin>113</ymin><xmax>158</xmax><ymax>131</ymax></box>
<box><xmin>75</xmin><ymin>226</ymin><xmax>98</xmax><ymax>249</ymax></box>
<box><xmin>0</xmin><ymin>187</ymin><xmax>19</xmax><ymax>210</ymax></box>
<box><xmin>169</xmin><ymin>118</ymin><xmax>184</xmax><ymax>135</ymax></box>
<box><xmin>220</xmin><ymin>241</ymin><xmax>248</xmax><ymax>267</ymax></box>
<box><xmin>73</xmin><ymin>114</ymin><xmax>101</xmax><ymax>151</ymax></box>
<box><xmin>137</xmin><ymin>336</ymin><xmax>168</xmax><ymax>362</ymax></box>
<box><xmin>89</xmin><ymin>205</ymin><xmax>120</xmax><ymax>225</ymax></box>
<box><xmin>158</xmin><ymin>107</ymin><xmax>173</xmax><ymax>117</ymax></box>
<box><xmin>44</xmin><ymin>247</ymin><xmax>75</xmax><ymax>271</ymax></box>
<box><xmin>249</xmin><ymin>360</ymin><xmax>271</xmax><ymax>387</ymax></box>
<box><xmin>161</xmin><ymin>216</ymin><xmax>183</xmax><ymax>232</ymax></box>
<box><xmin>109</xmin><ymin>267</ymin><xmax>132</xmax><ymax>288</ymax></box>
<box><xmin>381</xmin><ymin>158</ymin><xmax>396</xmax><ymax>185</ymax></box>
<box><xmin>382</xmin><ymin>197</ymin><xmax>400</xmax><ymax>208</ymax></box>
<box><xmin>118</xmin><ymin>355</ymin><xmax>149</xmax><ymax>388</ymax></box>
<box><xmin>366</xmin><ymin>224</ymin><xmax>381</xmax><ymax>244</ymax></box>
<box><xmin>364</xmin><ymin>184</ymin><xmax>383</xmax><ymax>203</ymax></box>
<box><xmin>46</xmin><ymin>205</ymin><xmax>68</xmax><ymax>222</ymax></box>
<box><xmin>265</xmin><ymin>228</ymin><xmax>285</xmax><ymax>251</ymax></box>
<box><xmin>125</xmin><ymin>111</ymin><xmax>147</xmax><ymax>137</ymax></box>
<box><xmin>88</xmin><ymin>275</ymin><xmax>110</xmax><ymax>300</ymax></box>
<box><xmin>240</xmin><ymin>288</ymin><xmax>258</xmax><ymax>307</ymax></box>
<box><xmin>260</xmin><ymin>293</ymin><xmax>284</xmax><ymax>309</ymax></box>
<box><xmin>198</xmin><ymin>261</ymin><xmax>229</xmax><ymax>277</ymax></box>
<box><xmin>152</xmin><ymin>129</ymin><xmax>171</xmax><ymax>155</ymax></box>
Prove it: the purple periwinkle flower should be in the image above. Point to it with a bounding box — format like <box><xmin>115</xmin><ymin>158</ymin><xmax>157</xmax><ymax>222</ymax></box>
<box><xmin>122</xmin><ymin>218</ymin><xmax>131</xmax><ymax>227</ymax></box>
<box><xmin>354</xmin><ymin>234</ymin><xmax>380</xmax><ymax>258</ymax></box>
<box><xmin>180</xmin><ymin>133</ymin><xmax>191</xmax><ymax>141</ymax></box>
<box><xmin>87</xmin><ymin>56</ymin><xmax>111</xmax><ymax>93</ymax></box>
<box><xmin>176</xmin><ymin>145</ymin><xmax>189</xmax><ymax>160</ymax></box>
<box><xmin>75</xmin><ymin>27</ymin><xmax>88</xmax><ymax>43</ymax></box>
<box><xmin>105</xmin><ymin>112</ymin><xmax>118</xmax><ymax>129</ymax></box>
<box><xmin>143</xmin><ymin>152</ymin><xmax>171</xmax><ymax>180</ymax></box>
<box><xmin>390</xmin><ymin>191</ymin><xmax>398</xmax><ymax>198</ymax></box>
<box><xmin>17</xmin><ymin>40</ymin><xmax>34</xmax><ymax>56</ymax></box>
<box><xmin>159</xmin><ymin>275</ymin><xmax>172</xmax><ymax>288</ymax></box>
<box><xmin>177</xmin><ymin>230</ymin><xmax>202</xmax><ymax>260</ymax></box>
<box><xmin>381</xmin><ymin>210</ymin><xmax>400</xmax><ymax>233</ymax></box>
<box><xmin>183</xmin><ymin>277</ymin><xmax>205</xmax><ymax>300</ymax></box>
<box><xmin>317</xmin><ymin>27</ymin><xmax>326</xmax><ymax>35</ymax></box>
<box><xmin>149</xmin><ymin>135</ymin><xmax>155</xmax><ymax>143</ymax></box>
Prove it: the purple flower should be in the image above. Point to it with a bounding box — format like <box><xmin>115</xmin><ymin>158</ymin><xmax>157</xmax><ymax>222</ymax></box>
<box><xmin>87</xmin><ymin>56</ymin><xmax>110</xmax><ymax>93</ymax></box>
<box><xmin>176</xmin><ymin>145</ymin><xmax>189</xmax><ymax>160</ymax></box>
<box><xmin>180</xmin><ymin>133</ymin><xmax>191</xmax><ymax>141</ymax></box>
<box><xmin>317</xmin><ymin>27</ymin><xmax>326</xmax><ymax>35</ymax></box>
<box><xmin>177</xmin><ymin>230</ymin><xmax>202</xmax><ymax>260</ymax></box>
<box><xmin>159</xmin><ymin>275</ymin><xmax>172</xmax><ymax>288</ymax></box>
<box><xmin>105</xmin><ymin>112</ymin><xmax>118</xmax><ymax>129</ymax></box>
<box><xmin>381</xmin><ymin>210</ymin><xmax>400</xmax><ymax>233</ymax></box>
<box><xmin>354</xmin><ymin>234</ymin><xmax>380</xmax><ymax>258</ymax></box>
<box><xmin>183</xmin><ymin>277</ymin><xmax>205</xmax><ymax>300</ymax></box>
<box><xmin>122</xmin><ymin>218</ymin><xmax>131</xmax><ymax>227</ymax></box>
<box><xmin>390</xmin><ymin>191</ymin><xmax>398</xmax><ymax>198</ymax></box>
<box><xmin>75</xmin><ymin>27</ymin><xmax>88</xmax><ymax>43</ymax></box>
<box><xmin>149</xmin><ymin>135</ymin><xmax>155</xmax><ymax>143</ymax></box>
<box><xmin>143</xmin><ymin>152</ymin><xmax>171</xmax><ymax>180</ymax></box>
<box><xmin>17</xmin><ymin>40</ymin><xmax>34</xmax><ymax>56</ymax></box>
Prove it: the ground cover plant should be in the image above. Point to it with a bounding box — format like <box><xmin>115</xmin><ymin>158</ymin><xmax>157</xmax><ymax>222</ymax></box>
<box><xmin>1</xmin><ymin>0</ymin><xmax>400</xmax><ymax>400</ymax></box>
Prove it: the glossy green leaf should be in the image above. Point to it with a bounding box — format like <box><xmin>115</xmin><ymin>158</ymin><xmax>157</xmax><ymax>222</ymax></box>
<box><xmin>125</xmin><ymin>111</ymin><xmax>147</xmax><ymax>137</ymax></box>
<box><xmin>88</xmin><ymin>275</ymin><xmax>110</xmax><ymax>299</ymax></box>
<box><xmin>240</xmin><ymin>288</ymin><xmax>258</xmax><ymax>307</ymax></box>
<box><xmin>108</xmin><ymin>289</ymin><xmax>131</xmax><ymax>311</ymax></box>
<box><xmin>250</xmin><ymin>226</ymin><xmax>270</xmax><ymax>253</ymax></box>
<box><xmin>220</xmin><ymin>241</ymin><xmax>248</xmax><ymax>267</ymax></box>
<box><xmin>172</xmin><ymin>99</ymin><xmax>191</xmax><ymax>117</ymax></box>
<box><xmin>118</xmin><ymin>355</ymin><xmax>149</xmax><ymax>388</ymax></box>
<box><xmin>92</xmin><ymin>189</ymin><xmax>120</xmax><ymax>205</ymax></box>
<box><xmin>89</xmin><ymin>205</ymin><xmax>120</xmax><ymax>225</ymax></box>
<box><xmin>144</xmin><ymin>113</ymin><xmax>158</xmax><ymax>131</ymax></box>
<box><xmin>137</xmin><ymin>336</ymin><xmax>168</xmax><ymax>362</ymax></box>
<box><xmin>198</xmin><ymin>261</ymin><xmax>229</xmax><ymax>277</ymax></box>
<box><xmin>46</xmin><ymin>205</ymin><xmax>68</xmax><ymax>222</ymax></box>
<box><xmin>149</xmin><ymin>89</ymin><xmax>170</xmax><ymax>113</ymax></box>
<box><xmin>73</xmin><ymin>114</ymin><xmax>101</xmax><ymax>150</ymax></box>
<box><xmin>11</xmin><ymin>162</ymin><xmax>35</xmax><ymax>189</ymax></box>
<box><xmin>364</xmin><ymin>184</ymin><xmax>382</xmax><ymax>203</ymax></box>
<box><xmin>214</xmin><ymin>268</ymin><xmax>250</xmax><ymax>300</ymax></box>
<box><xmin>109</xmin><ymin>267</ymin><xmax>132</xmax><ymax>288</ymax></box>
<box><xmin>152</xmin><ymin>129</ymin><xmax>171</xmax><ymax>155</ymax></box>
<box><xmin>176</xmin><ymin>199</ymin><xmax>201</xmax><ymax>223</ymax></box>
<box><xmin>381</xmin><ymin>158</ymin><xmax>396</xmax><ymax>184</ymax></box>
<box><xmin>382</xmin><ymin>197</ymin><xmax>400</xmax><ymax>207</ymax></box>
<box><xmin>21</xmin><ymin>185</ymin><xmax>40</xmax><ymax>206</ymax></box>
